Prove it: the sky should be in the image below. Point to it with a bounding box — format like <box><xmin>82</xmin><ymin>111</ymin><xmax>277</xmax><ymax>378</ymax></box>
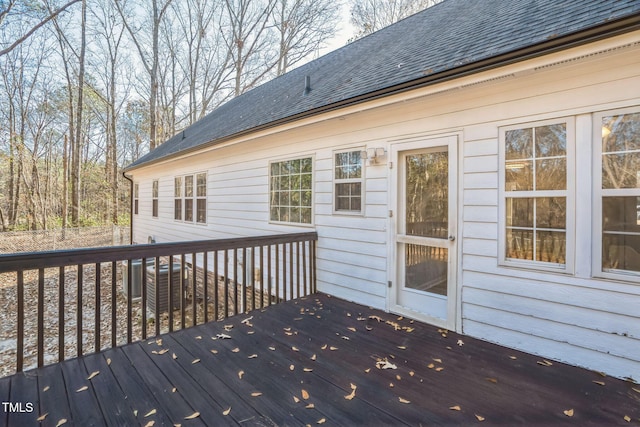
<box><xmin>320</xmin><ymin>2</ymin><xmax>355</xmax><ymax>56</ymax></box>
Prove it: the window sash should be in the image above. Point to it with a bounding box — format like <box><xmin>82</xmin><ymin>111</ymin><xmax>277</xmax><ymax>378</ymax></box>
<box><xmin>269</xmin><ymin>158</ymin><xmax>313</xmax><ymax>224</ymax></box>
<box><xmin>334</xmin><ymin>150</ymin><xmax>364</xmax><ymax>213</ymax></box>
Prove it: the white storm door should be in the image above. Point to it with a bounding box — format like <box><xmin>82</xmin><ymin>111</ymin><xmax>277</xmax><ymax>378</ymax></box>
<box><xmin>391</xmin><ymin>136</ymin><xmax>457</xmax><ymax>329</ymax></box>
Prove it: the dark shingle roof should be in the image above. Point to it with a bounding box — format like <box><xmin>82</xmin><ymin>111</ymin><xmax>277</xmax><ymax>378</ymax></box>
<box><xmin>126</xmin><ymin>0</ymin><xmax>640</xmax><ymax>170</ymax></box>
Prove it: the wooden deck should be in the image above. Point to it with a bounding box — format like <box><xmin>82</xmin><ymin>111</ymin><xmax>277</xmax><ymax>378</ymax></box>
<box><xmin>1</xmin><ymin>293</ymin><xmax>638</xmax><ymax>426</ymax></box>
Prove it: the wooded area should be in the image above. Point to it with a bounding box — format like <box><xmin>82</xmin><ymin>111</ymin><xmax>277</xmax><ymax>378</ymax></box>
<box><xmin>0</xmin><ymin>0</ymin><xmax>439</xmax><ymax>232</ymax></box>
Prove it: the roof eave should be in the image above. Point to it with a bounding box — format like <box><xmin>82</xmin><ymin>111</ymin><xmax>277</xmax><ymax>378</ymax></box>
<box><xmin>124</xmin><ymin>12</ymin><xmax>640</xmax><ymax>173</ymax></box>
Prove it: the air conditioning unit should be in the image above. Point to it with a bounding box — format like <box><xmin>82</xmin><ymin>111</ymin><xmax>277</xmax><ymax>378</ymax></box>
<box><xmin>146</xmin><ymin>262</ymin><xmax>189</xmax><ymax>316</ymax></box>
<box><xmin>122</xmin><ymin>259</ymin><xmax>155</xmax><ymax>299</ymax></box>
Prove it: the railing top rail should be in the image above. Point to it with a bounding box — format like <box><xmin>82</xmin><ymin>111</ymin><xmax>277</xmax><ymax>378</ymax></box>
<box><xmin>0</xmin><ymin>231</ymin><xmax>318</xmax><ymax>273</ymax></box>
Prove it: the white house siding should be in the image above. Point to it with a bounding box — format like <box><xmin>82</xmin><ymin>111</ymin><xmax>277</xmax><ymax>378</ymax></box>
<box><xmin>130</xmin><ymin>33</ymin><xmax>640</xmax><ymax>380</ymax></box>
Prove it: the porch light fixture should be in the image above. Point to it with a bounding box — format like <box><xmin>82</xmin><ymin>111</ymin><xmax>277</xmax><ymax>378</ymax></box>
<box><xmin>360</xmin><ymin>147</ymin><xmax>386</xmax><ymax>165</ymax></box>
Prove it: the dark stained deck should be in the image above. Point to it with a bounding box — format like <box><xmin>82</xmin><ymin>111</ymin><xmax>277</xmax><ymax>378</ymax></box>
<box><xmin>1</xmin><ymin>293</ymin><xmax>638</xmax><ymax>426</ymax></box>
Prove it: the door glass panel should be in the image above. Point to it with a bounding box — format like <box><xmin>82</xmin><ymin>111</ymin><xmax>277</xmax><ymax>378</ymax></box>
<box><xmin>405</xmin><ymin>244</ymin><xmax>447</xmax><ymax>296</ymax></box>
<box><xmin>405</xmin><ymin>151</ymin><xmax>448</xmax><ymax>238</ymax></box>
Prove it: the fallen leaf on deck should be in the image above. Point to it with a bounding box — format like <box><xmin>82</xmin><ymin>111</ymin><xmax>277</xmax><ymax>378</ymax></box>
<box><xmin>216</xmin><ymin>333</ymin><xmax>231</xmax><ymax>339</ymax></box>
<box><xmin>409</xmin><ymin>371</ymin><xmax>415</xmax><ymax>377</ymax></box>
<box><xmin>224</xmin><ymin>325</ymin><xmax>233</xmax><ymax>331</ymax></box>
<box><xmin>397</xmin><ymin>346</ymin><xmax>406</xmax><ymax>350</ymax></box>
<box><xmin>509</xmin><ymin>355</ymin><xmax>517</xmax><ymax>360</ymax></box>
<box><xmin>347</xmin><ymin>327</ymin><xmax>356</xmax><ymax>332</ymax></box>
<box><xmin>486</xmin><ymin>378</ymin><xmax>498</xmax><ymax>384</ymax></box>
<box><xmin>623</xmin><ymin>415</ymin><xmax>631</xmax><ymax>422</ymax></box>
<box><xmin>285</xmin><ymin>331</ymin><xmax>293</xmax><ymax>336</ymax></box>
<box><xmin>268</xmin><ymin>346</ymin><xmax>276</xmax><ymax>351</ymax></box>
<box><xmin>247</xmin><ymin>331</ymin><xmax>255</xmax><ymax>335</ymax></box>
<box><xmin>449</xmin><ymin>405</ymin><xmax>461</xmax><ymax>411</ymax></box>
<box><xmin>172</xmin><ymin>387</ymin><xmax>177</xmax><ymax>393</ymax></box>
<box><xmin>172</xmin><ymin>353</ymin><xmax>177</xmax><ymax>360</ymax></box>
<box><xmin>184</xmin><ymin>412</ymin><xmax>200</xmax><ymax>420</ymax></box>
<box><xmin>427</xmin><ymin>363</ymin><xmax>435</xmax><ymax>369</ymax></box>
<box><xmin>302</xmin><ymin>389</ymin><xmax>310</xmax><ymax>400</ymax></box>
<box><xmin>231</xmin><ymin>348</ymin><xmax>240</xmax><ymax>353</ymax></box>
<box><xmin>317</xmin><ymin>418</ymin><xmax>326</xmax><ymax>424</ymax></box>
<box><xmin>369</xmin><ymin>315</ymin><xmax>382</xmax><ymax>322</ymax></box>
<box><xmin>192</xmin><ymin>359</ymin><xmax>200</xmax><ymax>364</ymax></box>
<box><xmin>376</xmin><ymin>359</ymin><xmax>397</xmax><ymax>370</ymax></box>
<box><xmin>210</xmin><ymin>349</ymin><xmax>218</xmax><ymax>354</ymax></box>
<box><xmin>389</xmin><ymin>382</ymin><xmax>394</xmax><ymax>388</ymax></box>
<box><xmin>306</xmin><ymin>404</ymin><xmax>315</xmax><ymax>409</ymax></box>
<box><xmin>241</xmin><ymin>316</ymin><xmax>253</xmax><ymax>325</ymax></box>
<box><xmin>134</xmin><ymin>410</ymin><xmax>138</xmax><ymax>416</ymax></box>
<box><xmin>251</xmin><ymin>392</ymin><xmax>262</xmax><ymax>397</ymax></box>
<box><xmin>311</xmin><ymin>354</ymin><xmax>317</xmax><ymax>361</ymax></box>
<box><xmin>365</xmin><ymin>326</ymin><xmax>373</xmax><ymax>331</ymax></box>
<box><xmin>293</xmin><ymin>396</ymin><xmax>300</xmax><ymax>403</ymax></box>
<box><xmin>290</xmin><ymin>364</ymin><xmax>295</xmax><ymax>371</ymax></box>
<box><xmin>43</xmin><ymin>386</ymin><xmax>50</xmax><ymax>392</ymax></box>
<box><xmin>475</xmin><ymin>414</ymin><xmax>485</xmax><ymax>422</ymax></box>
<box><xmin>321</xmin><ymin>344</ymin><xmax>328</xmax><ymax>350</ymax></box>
<box><xmin>435</xmin><ymin>367</ymin><xmax>444</xmax><ymax>372</ymax></box>
<box><xmin>364</xmin><ymin>368</ymin><xmax>371</xmax><ymax>373</ymax></box>
<box><xmin>144</xmin><ymin>409</ymin><xmax>156</xmax><ymax>418</ymax></box>
<box><xmin>195</xmin><ymin>335</ymin><xmax>202</xmax><ymax>340</ymax></box>
<box><xmin>56</xmin><ymin>419</ymin><xmax>67</xmax><ymax>427</ymax></box>
<box><xmin>158</xmin><ymin>349</ymin><xmax>169</xmax><ymax>355</ymax></box>
<box><xmin>248</xmin><ymin>354</ymin><xmax>258</xmax><ymax>359</ymax></box>
<box><xmin>87</xmin><ymin>371</ymin><xmax>100</xmax><ymax>380</ymax></box>
<box><xmin>156</xmin><ymin>339</ymin><xmax>163</xmax><ymax>346</ymax></box>
<box><xmin>398</xmin><ymin>397</ymin><xmax>410</xmax><ymax>404</ymax></box>
<box><xmin>107</xmin><ymin>358</ymin><xmax>112</xmax><ymax>365</ymax></box>
<box><xmin>238</xmin><ymin>370</ymin><xmax>244</xmax><ymax>379</ymax></box>
<box><xmin>563</xmin><ymin>409</ymin><xmax>574</xmax><ymax>417</ymax></box>
<box><xmin>144</xmin><ymin>422</ymin><xmax>154</xmax><ymax>427</ymax></box>
<box><xmin>632</xmin><ymin>388</ymin><xmax>640</xmax><ymax>394</ymax></box>
<box><xmin>292</xmin><ymin>346</ymin><xmax>299</xmax><ymax>352</ymax></box>
<box><xmin>76</xmin><ymin>386</ymin><xmax>88</xmax><ymax>393</ymax></box>
<box><xmin>433</xmin><ymin>358</ymin><xmax>442</xmax><ymax>363</ymax></box>
<box><xmin>37</xmin><ymin>413</ymin><xmax>48</xmax><ymax>421</ymax></box>
<box><xmin>592</xmin><ymin>381</ymin><xmax>605</xmax><ymax>386</ymax></box>
<box><xmin>457</xmin><ymin>340</ymin><xmax>464</xmax><ymax>346</ymax></box>
<box><xmin>537</xmin><ymin>360</ymin><xmax>553</xmax><ymax>367</ymax></box>
<box><xmin>330</xmin><ymin>346</ymin><xmax>338</xmax><ymax>351</ymax></box>
<box><xmin>304</xmin><ymin>368</ymin><xmax>313</xmax><ymax>372</ymax></box>
<box><xmin>223</xmin><ymin>407</ymin><xmax>231</xmax><ymax>416</ymax></box>
<box><xmin>357</xmin><ymin>317</ymin><xmax>366</xmax><ymax>321</ymax></box>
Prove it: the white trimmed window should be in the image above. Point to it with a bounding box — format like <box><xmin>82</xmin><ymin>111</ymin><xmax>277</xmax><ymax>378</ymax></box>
<box><xmin>334</xmin><ymin>150</ymin><xmax>364</xmax><ymax>214</ymax></box>
<box><xmin>134</xmin><ymin>183</ymin><xmax>139</xmax><ymax>215</ymax></box>
<box><xmin>499</xmin><ymin>118</ymin><xmax>574</xmax><ymax>271</ymax></box>
<box><xmin>152</xmin><ymin>180</ymin><xmax>159</xmax><ymax>218</ymax></box>
<box><xmin>174</xmin><ymin>173</ymin><xmax>207</xmax><ymax>224</ymax></box>
<box><xmin>270</xmin><ymin>157</ymin><xmax>313</xmax><ymax>224</ymax></box>
<box><xmin>594</xmin><ymin>108</ymin><xmax>640</xmax><ymax>280</ymax></box>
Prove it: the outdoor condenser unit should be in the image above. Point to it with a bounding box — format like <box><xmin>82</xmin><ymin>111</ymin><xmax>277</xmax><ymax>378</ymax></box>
<box><xmin>122</xmin><ymin>259</ymin><xmax>155</xmax><ymax>299</ymax></box>
<box><xmin>146</xmin><ymin>262</ymin><xmax>189</xmax><ymax>316</ymax></box>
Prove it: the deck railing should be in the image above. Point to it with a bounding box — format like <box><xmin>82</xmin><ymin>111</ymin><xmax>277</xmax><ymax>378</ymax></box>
<box><xmin>0</xmin><ymin>232</ymin><xmax>317</xmax><ymax>376</ymax></box>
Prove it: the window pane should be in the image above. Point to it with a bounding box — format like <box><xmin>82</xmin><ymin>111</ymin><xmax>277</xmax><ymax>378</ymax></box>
<box><xmin>505</xmin><ymin>128</ymin><xmax>532</xmax><ymax>160</ymax></box>
<box><xmin>174</xmin><ymin>177</ymin><xmax>182</xmax><ymax>197</ymax></box>
<box><xmin>506</xmin><ymin>229</ymin><xmax>534</xmax><ymax>260</ymax></box>
<box><xmin>270</xmin><ymin>206</ymin><xmax>279</xmax><ymax>221</ymax></box>
<box><xmin>301</xmin><ymin>173</ymin><xmax>312</xmax><ymax>190</ymax></box>
<box><xmin>602</xmin><ymin>112</ymin><xmax>640</xmax><ymax>153</ymax></box>
<box><xmin>535</xmin><ymin>124</ymin><xmax>566</xmax><ymax>157</ymax></box>
<box><xmin>134</xmin><ymin>184</ymin><xmax>139</xmax><ymax>198</ymax></box>
<box><xmin>602</xmin><ymin>153</ymin><xmax>640</xmax><ymax>189</ymax></box>
<box><xmin>536</xmin><ymin>231</ymin><xmax>566</xmax><ymax>264</ymax></box>
<box><xmin>506</xmin><ymin>197</ymin><xmax>533</xmax><ymax>228</ymax></box>
<box><xmin>174</xmin><ymin>200</ymin><xmax>182</xmax><ymax>220</ymax></box>
<box><xmin>302</xmin><ymin>190</ymin><xmax>312</xmax><ymax>206</ymax></box>
<box><xmin>197</xmin><ymin>199</ymin><xmax>206</xmax><ymax>223</ymax></box>
<box><xmin>197</xmin><ymin>174</ymin><xmax>206</xmax><ymax>197</ymax></box>
<box><xmin>134</xmin><ymin>199</ymin><xmax>139</xmax><ymax>215</ymax></box>
<box><xmin>405</xmin><ymin>151</ymin><xmax>448</xmax><ymax>238</ymax></box>
<box><xmin>185</xmin><ymin>199</ymin><xmax>193</xmax><ymax>221</ymax></box>
<box><xmin>602</xmin><ymin>234</ymin><xmax>640</xmax><ymax>273</ymax></box>
<box><xmin>270</xmin><ymin>158</ymin><xmax>312</xmax><ymax>223</ymax></box>
<box><xmin>301</xmin><ymin>157</ymin><xmax>312</xmax><ymax>173</ymax></box>
<box><xmin>301</xmin><ymin>208</ymin><xmax>312</xmax><ymax>224</ymax></box>
<box><xmin>185</xmin><ymin>176</ymin><xmax>193</xmax><ymax>197</ymax></box>
<box><xmin>536</xmin><ymin>197</ymin><xmax>566</xmax><ymax>229</ymax></box>
<box><xmin>152</xmin><ymin>200</ymin><xmax>158</xmax><ymax>217</ymax></box>
<box><xmin>603</xmin><ymin>196</ymin><xmax>640</xmax><ymax>234</ymax></box>
<box><xmin>335</xmin><ymin>152</ymin><xmax>349</xmax><ymax>168</ymax></box>
<box><xmin>405</xmin><ymin>244</ymin><xmax>447</xmax><ymax>296</ymax></box>
<box><xmin>152</xmin><ymin>181</ymin><xmax>158</xmax><ymax>198</ymax></box>
<box><xmin>505</xmin><ymin>160</ymin><xmax>533</xmax><ymax>191</ymax></box>
<box><xmin>536</xmin><ymin>158</ymin><xmax>566</xmax><ymax>191</ymax></box>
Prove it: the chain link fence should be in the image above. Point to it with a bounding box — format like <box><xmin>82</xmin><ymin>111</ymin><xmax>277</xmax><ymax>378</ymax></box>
<box><xmin>0</xmin><ymin>226</ymin><xmax>131</xmax><ymax>254</ymax></box>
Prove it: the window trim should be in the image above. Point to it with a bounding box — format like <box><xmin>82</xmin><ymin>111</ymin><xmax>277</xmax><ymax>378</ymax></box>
<box><xmin>174</xmin><ymin>172</ymin><xmax>207</xmax><ymax>225</ymax></box>
<box><xmin>268</xmin><ymin>155</ymin><xmax>315</xmax><ymax>227</ymax></box>
<box><xmin>333</xmin><ymin>147</ymin><xmax>365</xmax><ymax>216</ymax></box>
<box><xmin>592</xmin><ymin>106</ymin><xmax>640</xmax><ymax>282</ymax></box>
<box><xmin>497</xmin><ymin>117</ymin><xmax>576</xmax><ymax>274</ymax></box>
<box><xmin>152</xmin><ymin>180</ymin><xmax>159</xmax><ymax>218</ymax></box>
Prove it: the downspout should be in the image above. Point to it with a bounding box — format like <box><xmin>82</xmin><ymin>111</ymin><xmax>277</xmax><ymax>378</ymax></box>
<box><xmin>122</xmin><ymin>171</ymin><xmax>134</xmax><ymax>245</ymax></box>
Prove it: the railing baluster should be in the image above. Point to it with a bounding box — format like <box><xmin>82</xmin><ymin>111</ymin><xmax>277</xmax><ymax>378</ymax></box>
<box><xmin>37</xmin><ymin>268</ymin><xmax>44</xmax><ymax>367</ymax></box>
<box><xmin>141</xmin><ymin>258</ymin><xmax>147</xmax><ymax>340</ymax></box>
<box><xmin>168</xmin><ymin>255</ymin><xmax>173</xmax><ymax>333</ymax></box>
<box><xmin>296</xmin><ymin>242</ymin><xmax>301</xmax><ymax>299</ymax></box>
<box><xmin>111</xmin><ymin>261</ymin><xmax>116</xmax><ymax>348</ymax></box>
<box><xmin>77</xmin><ymin>264</ymin><xmax>83</xmax><ymax>356</ymax></box>
<box><xmin>17</xmin><ymin>270</ymin><xmax>24</xmax><ymax>372</ymax></box>
<box><xmin>192</xmin><ymin>252</ymin><xmax>197</xmax><ymax>326</ymax></box>
<box><xmin>156</xmin><ymin>256</ymin><xmax>161</xmax><ymax>335</ymax></box>
<box><xmin>302</xmin><ymin>241</ymin><xmax>307</xmax><ymax>297</ymax></box>
<box><xmin>259</xmin><ymin>246</ymin><xmax>264</xmax><ymax>309</ymax></box>
<box><xmin>233</xmin><ymin>248</ymin><xmax>238</xmax><ymax>315</ymax></box>
<box><xmin>203</xmin><ymin>251</ymin><xmax>208</xmax><ymax>323</ymax></box>
<box><xmin>59</xmin><ymin>266</ymin><xmax>65</xmax><ymax>362</ymax></box>
<box><xmin>312</xmin><ymin>239</ymin><xmax>317</xmax><ymax>293</ymax></box>
<box><xmin>224</xmin><ymin>250</ymin><xmax>229</xmax><ymax>318</ymax></box>
<box><xmin>95</xmin><ymin>263</ymin><xmax>101</xmax><ymax>353</ymax></box>
<box><xmin>213</xmin><ymin>250</ymin><xmax>219</xmax><ymax>321</ymax></box>
<box><xmin>126</xmin><ymin>259</ymin><xmax>132</xmax><ymax>344</ymax></box>
<box><xmin>267</xmin><ymin>245</ymin><xmax>272</xmax><ymax>307</ymax></box>
<box><xmin>275</xmin><ymin>244</ymin><xmax>280</xmax><ymax>304</ymax></box>
<box><xmin>180</xmin><ymin>254</ymin><xmax>186</xmax><ymax>329</ymax></box>
<box><xmin>242</xmin><ymin>247</ymin><xmax>247</xmax><ymax>314</ymax></box>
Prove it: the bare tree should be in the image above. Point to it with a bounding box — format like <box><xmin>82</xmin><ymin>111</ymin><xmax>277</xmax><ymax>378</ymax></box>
<box><xmin>350</xmin><ymin>0</ymin><xmax>441</xmax><ymax>39</ymax></box>
<box><xmin>272</xmin><ymin>0</ymin><xmax>341</xmax><ymax>75</ymax></box>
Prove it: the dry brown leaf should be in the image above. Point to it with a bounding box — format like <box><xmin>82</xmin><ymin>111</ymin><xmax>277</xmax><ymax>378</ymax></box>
<box><xmin>306</xmin><ymin>404</ymin><xmax>315</xmax><ymax>409</ymax></box>
<box><xmin>301</xmin><ymin>389</ymin><xmax>310</xmax><ymax>400</ymax></box>
<box><xmin>223</xmin><ymin>407</ymin><xmax>231</xmax><ymax>416</ymax></box>
<box><xmin>268</xmin><ymin>346</ymin><xmax>276</xmax><ymax>351</ymax></box>
<box><xmin>173</xmin><ymin>423</ymin><xmax>181</xmax><ymax>427</ymax></box>
<box><xmin>433</xmin><ymin>358</ymin><xmax>442</xmax><ymax>363</ymax></box>
<box><xmin>292</xmin><ymin>346</ymin><xmax>299</xmax><ymax>352</ymax></box>
<box><xmin>303</xmin><ymin>368</ymin><xmax>313</xmax><ymax>372</ymax></box>
<box><xmin>376</xmin><ymin>359</ymin><xmax>397</xmax><ymax>370</ymax></box>
<box><xmin>172</xmin><ymin>387</ymin><xmax>177</xmax><ymax>393</ymax></box>
<box><xmin>76</xmin><ymin>385</ymin><xmax>88</xmax><ymax>393</ymax></box>
<box><xmin>409</xmin><ymin>371</ymin><xmax>415</xmax><ymax>377</ymax></box>
<box><xmin>537</xmin><ymin>360</ymin><xmax>553</xmax><ymax>367</ymax></box>
<box><xmin>293</xmin><ymin>396</ymin><xmax>300</xmax><ymax>403</ymax></box>
<box><xmin>449</xmin><ymin>405</ymin><xmax>461</xmax><ymax>411</ymax></box>
<box><xmin>290</xmin><ymin>364</ymin><xmax>295</xmax><ymax>371</ymax></box>
<box><xmin>224</xmin><ymin>325</ymin><xmax>233</xmax><ymax>331</ymax></box>
<box><xmin>330</xmin><ymin>346</ymin><xmax>338</xmax><ymax>351</ymax></box>
<box><xmin>365</xmin><ymin>326</ymin><xmax>373</xmax><ymax>331</ymax></box>
<box><xmin>509</xmin><ymin>355</ymin><xmax>517</xmax><ymax>360</ymax></box>
<box><xmin>210</xmin><ymin>349</ymin><xmax>218</xmax><ymax>354</ymax></box>
<box><xmin>457</xmin><ymin>340</ymin><xmax>464</xmax><ymax>346</ymax></box>
<box><xmin>144</xmin><ymin>422</ymin><xmax>155</xmax><ymax>427</ymax></box>
<box><xmin>192</xmin><ymin>359</ymin><xmax>200</xmax><ymax>364</ymax></box>
<box><xmin>56</xmin><ymin>419</ymin><xmax>67</xmax><ymax>427</ymax></box>
<box><xmin>347</xmin><ymin>327</ymin><xmax>356</xmax><ymax>332</ymax></box>
<box><xmin>145</xmin><ymin>409</ymin><xmax>157</xmax><ymax>418</ymax></box>
<box><xmin>321</xmin><ymin>344</ymin><xmax>328</xmax><ymax>350</ymax></box>
<box><xmin>486</xmin><ymin>378</ymin><xmax>498</xmax><ymax>384</ymax></box>
<box><xmin>248</xmin><ymin>354</ymin><xmax>258</xmax><ymax>359</ymax></box>
<box><xmin>364</xmin><ymin>368</ymin><xmax>371</xmax><ymax>373</ymax></box>
<box><xmin>632</xmin><ymin>388</ymin><xmax>640</xmax><ymax>394</ymax></box>
<box><xmin>311</xmin><ymin>354</ymin><xmax>317</xmax><ymax>361</ymax></box>
<box><xmin>563</xmin><ymin>409</ymin><xmax>574</xmax><ymax>417</ymax></box>
<box><xmin>475</xmin><ymin>414</ymin><xmax>485</xmax><ymax>422</ymax></box>
<box><xmin>397</xmin><ymin>346</ymin><xmax>406</xmax><ymax>350</ymax></box>
<box><xmin>345</xmin><ymin>390</ymin><xmax>356</xmax><ymax>400</ymax></box>
<box><xmin>623</xmin><ymin>415</ymin><xmax>631</xmax><ymax>422</ymax></box>
<box><xmin>398</xmin><ymin>397</ymin><xmax>410</xmax><ymax>404</ymax></box>
<box><xmin>195</xmin><ymin>335</ymin><xmax>202</xmax><ymax>340</ymax></box>
<box><xmin>284</xmin><ymin>331</ymin><xmax>294</xmax><ymax>336</ymax></box>
<box><xmin>238</xmin><ymin>370</ymin><xmax>245</xmax><ymax>379</ymax></box>
<box><xmin>37</xmin><ymin>413</ymin><xmax>48</xmax><ymax>421</ymax></box>
<box><xmin>427</xmin><ymin>363</ymin><xmax>435</xmax><ymax>369</ymax></box>
<box><xmin>156</xmin><ymin>338</ymin><xmax>163</xmax><ymax>346</ymax></box>
<box><xmin>87</xmin><ymin>371</ymin><xmax>100</xmax><ymax>380</ymax></box>
<box><xmin>435</xmin><ymin>367</ymin><xmax>444</xmax><ymax>372</ymax></box>
<box><xmin>231</xmin><ymin>348</ymin><xmax>240</xmax><ymax>353</ymax></box>
<box><xmin>172</xmin><ymin>353</ymin><xmax>177</xmax><ymax>360</ymax></box>
<box><xmin>134</xmin><ymin>410</ymin><xmax>138</xmax><ymax>417</ymax></box>
<box><xmin>369</xmin><ymin>315</ymin><xmax>382</xmax><ymax>322</ymax></box>
<box><xmin>251</xmin><ymin>392</ymin><xmax>262</xmax><ymax>397</ymax></box>
<box><xmin>317</xmin><ymin>418</ymin><xmax>326</xmax><ymax>424</ymax></box>
<box><xmin>592</xmin><ymin>380</ymin><xmax>605</xmax><ymax>386</ymax></box>
<box><xmin>184</xmin><ymin>412</ymin><xmax>200</xmax><ymax>420</ymax></box>
<box><xmin>396</xmin><ymin>374</ymin><xmax>401</xmax><ymax>381</ymax></box>
<box><xmin>42</xmin><ymin>386</ymin><xmax>50</xmax><ymax>392</ymax></box>
<box><xmin>389</xmin><ymin>382</ymin><xmax>394</xmax><ymax>388</ymax></box>
<box><xmin>156</xmin><ymin>349</ymin><xmax>169</xmax><ymax>355</ymax></box>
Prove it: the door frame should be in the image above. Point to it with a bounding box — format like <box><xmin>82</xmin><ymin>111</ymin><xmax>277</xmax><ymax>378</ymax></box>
<box><xmin>387</xmin><ymin>134</ymin><xmax>460</xmax><ymax>331</ymax></box>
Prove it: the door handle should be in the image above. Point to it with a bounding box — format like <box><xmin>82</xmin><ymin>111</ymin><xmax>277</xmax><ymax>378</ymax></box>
<box><xmin>448</xmin><ymin>235</ymin><xmax>455</xmax><ymax>241</ymax></box>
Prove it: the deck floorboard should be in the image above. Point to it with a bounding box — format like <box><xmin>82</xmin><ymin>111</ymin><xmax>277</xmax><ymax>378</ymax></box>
<box><xmin>1</xmin><ymin>293</ymin><xmax>638</xmax><ymax>426</ymax></box>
